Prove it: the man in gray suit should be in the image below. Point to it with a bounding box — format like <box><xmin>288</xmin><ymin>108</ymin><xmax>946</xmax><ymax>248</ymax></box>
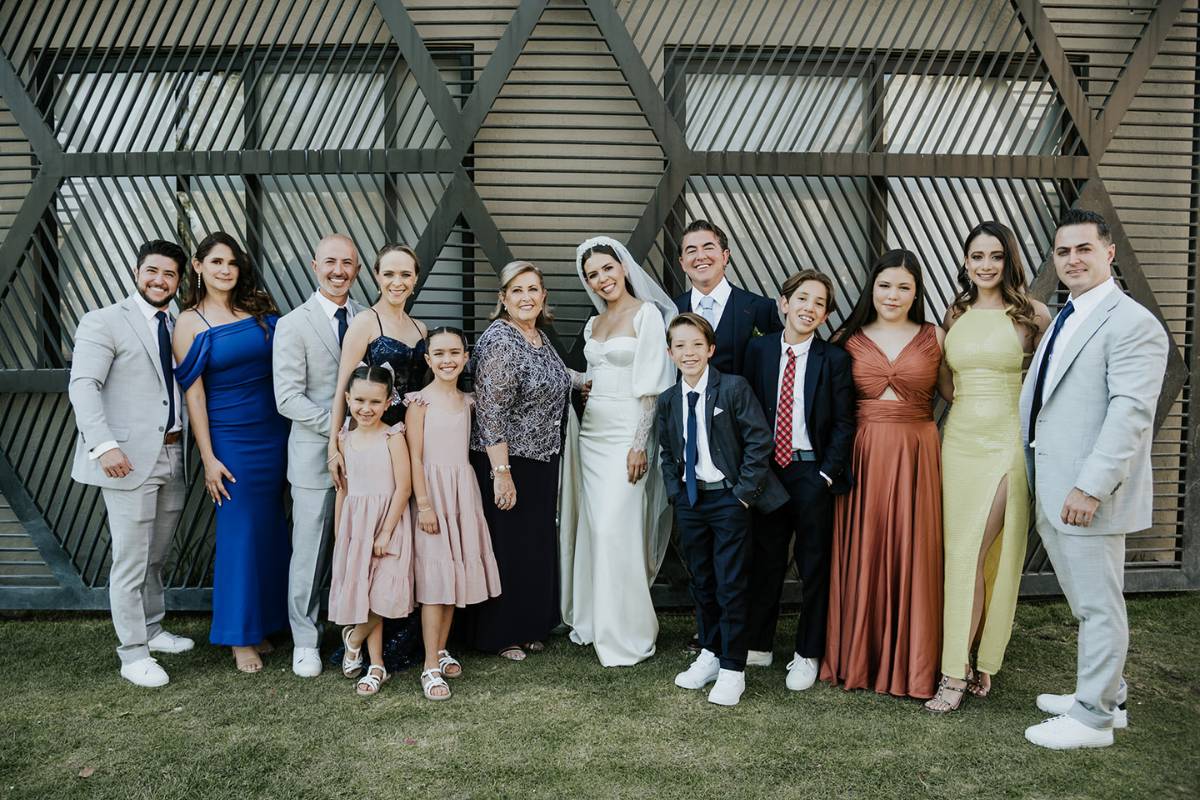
<box><xmin>1020</xmin><ymin>209</ymin><xmax>1169</xmax><ymax>749</ymax></box>
<box><xmin>69</xmin><ymin>240</ymin><xmax>192</xmax><ymax>688</ymax></box>
<box><xmin>273</xmin><ymin>234</ymin><xmax>364</xmax><ymax>677</ymax></box>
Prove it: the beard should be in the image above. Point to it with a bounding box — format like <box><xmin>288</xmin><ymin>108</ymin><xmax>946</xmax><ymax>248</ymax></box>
<box><xmin>137</xmin><ymin>285</ymin><xmax>175</xmax><ymax>309</ymax></box>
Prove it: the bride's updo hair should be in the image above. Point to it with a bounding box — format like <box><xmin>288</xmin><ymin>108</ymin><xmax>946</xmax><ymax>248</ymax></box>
<box><xmin>578</xmin><ymin>242</ymin><xmax>638</xmax><ymax>299</ymax></box>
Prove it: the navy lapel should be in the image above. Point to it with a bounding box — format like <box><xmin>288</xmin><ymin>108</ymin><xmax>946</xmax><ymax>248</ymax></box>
<box><xmin>673</xmin><ymin>292</ymin><xmax>689</xmax><ymax>315</ymax></box>
<box><xmin>704</xmin><ymin>368</ymin><xmax>721</xmax><ymax>436</ymax></box>
<box><xmin>763</xmin><ymin>333</ymin><xmax>783</xmax><ymax>423</ymax></box>
<box><xmin>668</xmin><ymin>381</ymin><xmax>685</xmax><ymax>455</ymax></box>
<box><xmin>803</xmin><ymin>337</ymin><xmax>825</xmax><ymax>429</ymax></box>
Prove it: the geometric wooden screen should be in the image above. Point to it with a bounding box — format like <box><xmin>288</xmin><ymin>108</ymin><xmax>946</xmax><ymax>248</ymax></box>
<box><xmin>0</xmin><ymin>0</ymin><xmax>1195</xmax><ymax>609</ymax></box>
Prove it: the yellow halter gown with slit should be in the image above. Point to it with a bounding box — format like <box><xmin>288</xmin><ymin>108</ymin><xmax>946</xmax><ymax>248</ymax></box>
<box><xmin>940</xmin><ymin>307</ymin><xmax>1029</xmax><ymax>679</ymax></box>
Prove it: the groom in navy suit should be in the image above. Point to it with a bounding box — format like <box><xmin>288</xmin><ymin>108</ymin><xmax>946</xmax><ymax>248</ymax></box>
<box><xmin>742</xmin><ymin>270</ymin><xmax>855</xmax><ymax>689</ymax></box>
<box><xmin>672</xmin><ymin>219</ymin><xmax>783</xmax><ymax>377</ymax></box>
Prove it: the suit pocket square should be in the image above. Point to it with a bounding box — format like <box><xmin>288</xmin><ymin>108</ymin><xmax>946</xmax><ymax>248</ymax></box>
<box><xmin>713</xmin><ymin>406</ymin><xmax>724</xmax><ymax>416</ymax></box>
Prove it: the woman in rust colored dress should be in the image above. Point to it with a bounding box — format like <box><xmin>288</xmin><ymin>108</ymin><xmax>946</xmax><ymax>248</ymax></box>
<box><xmin>820</xmin><ymin>249</ymin><xmax>947</xmax><ymax>700</ymax></box>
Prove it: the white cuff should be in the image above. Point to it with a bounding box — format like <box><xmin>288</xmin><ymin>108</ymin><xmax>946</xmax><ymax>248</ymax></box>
<box><xmin>819</xmin><ymin>471</ymin><xmax>832</xmax><ymax>487</ymax></box>
<box><xmin>89</xmin><ymin>441</ymin><xmax>119</xmax><ymax>460</ymax></box>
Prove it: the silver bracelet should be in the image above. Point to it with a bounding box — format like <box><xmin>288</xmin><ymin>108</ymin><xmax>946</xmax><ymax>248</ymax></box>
<box><xmin>489</xmin><ymin>464</ymin><xmax>511</xmax><ymax>479</ymax></box>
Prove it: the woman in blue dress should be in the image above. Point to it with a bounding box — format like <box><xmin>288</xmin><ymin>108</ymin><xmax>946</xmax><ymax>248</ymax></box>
<box><xmin>173</xmin><ymin>232</ymin><xmax>290</xmax><ymax>674</ymax></box>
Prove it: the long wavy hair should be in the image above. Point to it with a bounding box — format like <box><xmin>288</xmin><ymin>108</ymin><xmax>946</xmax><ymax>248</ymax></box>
<box><xmin>181</xmin><ymin>232</ymin><xmax>278</xmax><ymax>330</ymax></box>
<box><xmin>833</xmin><ymin>249</ymin><xmax>926</xmax><ymax>344</ymax></box>
<box><xmin>947</xmin><ymin>221</ymin><xmax>1038</xmax><ymax>336</ymax></box>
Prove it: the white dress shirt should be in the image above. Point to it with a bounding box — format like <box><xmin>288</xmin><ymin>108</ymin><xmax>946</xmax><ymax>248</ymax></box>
<box><xmin>90</xmin><ymin>294</ymin><xmax>181</xmax><ymax>459</ymax></box>
<box><xmin>681</xmin><ymin>368</ymin><xmax>726</xmax><ymax>483</ymax></box>
<box><xmin>314</xmin><ymin>290</ymin><xmax>355</xmax><ymax>340</ymax></box>
<box><xmin>691</xmin><ymin>278</ymin><xmax>732</xmax><ymax>332</ymax></box>
<box><xmin>1043</xmin><ymin>277</ymin><xmax>1117</xmax><ymax>387</ymax></box>
<box><xmin>776</xmin><ymin>333</ymin><xmax>814</xmax><ymax>451</ymax></box>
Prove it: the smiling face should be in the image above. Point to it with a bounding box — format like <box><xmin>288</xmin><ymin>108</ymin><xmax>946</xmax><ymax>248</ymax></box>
<box><xmin>376</xmin><ymin>250</ymin><xmax>418</xmax><ymax>308</ymax></box>
<box><xmin>501</xmin><ymin>270</ymin><xmax>546</xmax><ymax>325</ymax></box>
<box><xmin>779</xmin><ymin>279</ymin><xmax>829</xmax><ymax>341</ymax></box>
<box><xmin>135</xmin><ymin>254</ymin><xmax>182</xmax><ymax>309</ymax></box>
<box><xmin>680</xmin><ymin>229</ymin><xmax>729</xmax><ymax>294</ymax></box>
<box><xmin>346</xmin><ymin>377</ymin><xmax>390</xmax><ymax>428</ymax></box>
<box><xmin>312</xmin><ymin>236</ymin><xmax>360</xmax><ymax>303</ymax></box>
<box><xmin>964</xmin><ymin>233</ymin><xmax>1006</xmax><ymax>292</ymax></box>
<box><xmin>1053</xmin><ymin>222</ymin><xmax>1115</xmax><ymax>297</ymax></box>
<box><xmin>668</xmin><ymin>321</ymin><xmax>715</xmax><ymax>383</ymax></box>
<box><xmin>872</xmin><ymin>266</ymin><xmax>918</xmax><ymax>323</ymax></box>
<box><xmin>424</xmin><ymin>331</ymin><xmax>467</xmax><ymax>384</ymax></box>
<box><xmin>583</xmin><ymin>251</ymin><xmax>628</xmax><ymax>305</ymax></box>
<box><xmin>193</xmin><ymin>243</ymin><xmax>239</xmax><ymax>294</ymax></box>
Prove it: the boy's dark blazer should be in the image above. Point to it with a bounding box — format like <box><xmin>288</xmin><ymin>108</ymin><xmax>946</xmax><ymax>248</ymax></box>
<box><xmin>656</xmin><ymin>368</ymin><xmax>788</xmax><ymax>513</ymax></box>
<box><xmin>673</xmin><ymin>285</ymin><xmax>783</xmax><ymax>376</ymax></box>
<box><xmin>743</xmin><ymin>333</ymin><xmax>856</xmax><ymax>495</ymax></box>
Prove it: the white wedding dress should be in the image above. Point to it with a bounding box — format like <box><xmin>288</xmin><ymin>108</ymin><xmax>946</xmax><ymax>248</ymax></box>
<box><xmin>560</xmin><ymin>302</ymin><xmax>675</xmax><ymax>666</ymax></box>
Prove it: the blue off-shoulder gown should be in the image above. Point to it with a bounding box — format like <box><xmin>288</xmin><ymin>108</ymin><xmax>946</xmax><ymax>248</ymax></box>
<box><xmin>176</xmin><ymin>315</ymin><xmax>290</xmax><ymax>646</ymax></box>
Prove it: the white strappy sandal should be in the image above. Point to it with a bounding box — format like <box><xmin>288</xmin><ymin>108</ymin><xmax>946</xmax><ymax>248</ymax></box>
<box><xmin>421</xmin><ymin>668</ymin><xmax>451</xmax><ymax>701</ymax></box>
<box><xmin>341</xmin><ymin>626</ymin><xmax>363</xmax><ymax>679</ymax></box>
<box><xmin>437</xmin><ymin>649</ymin><xmax>463</xmax><ymax>678</ymax></box>
<box><xmin>356</xmin><ymin>664</ymin><xmax>389</xmax><ymax>696</ymax></box>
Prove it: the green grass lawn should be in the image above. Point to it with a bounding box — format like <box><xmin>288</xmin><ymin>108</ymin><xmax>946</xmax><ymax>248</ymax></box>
<box><xmin>2</xmin><ymin>593</ymin><xmax>1197</xmax><ymax>800</ymax></box>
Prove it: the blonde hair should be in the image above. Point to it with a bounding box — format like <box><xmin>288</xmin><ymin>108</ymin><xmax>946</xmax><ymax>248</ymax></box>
<box><xmin>491</xmin><ymin>260</ymin><xmax>555</xmax><ymax>326</ymax></box>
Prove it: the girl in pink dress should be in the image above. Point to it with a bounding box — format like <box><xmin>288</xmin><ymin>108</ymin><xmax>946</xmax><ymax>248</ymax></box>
<box><xmin>406</xmin><ymin>327</ymin><xmax>502</xmax><ymax>700</ymax></box>
<box><xmin>328</xmin><ymin>364</ymin><xmax>416</xmax><ymax>696</ymax></box>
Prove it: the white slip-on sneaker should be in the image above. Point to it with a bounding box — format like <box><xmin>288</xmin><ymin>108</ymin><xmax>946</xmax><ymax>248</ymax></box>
<box><xmin>292</xmin><ymin>646</ymin><xmax>323</xmax><ymax>678</ymax></box>
<box><xmin>707</xmin><ymin>669</ymin><xmax>746</xmax><ymax>706</ymax></box>
<box><xmin>120</xmin><ymin>657</ymin><xmax>170</xmax><ymax>688</ymax></box>
<box><xmin>1024</xmin><ymin>715</ymin><xmax>1114</xmax><ymax>750</ymax></box>
<box><xmin>1036</xmin><ymin>692</ymin><xmax>1128</xmax><ymax>729</ymax></box>
<box><xmin>745</xmin><ymin>649</ymin><xmax>773</xmax><ymax>667</ymax></box>
<box><xmin>147</xmin><ymin>631</ymin><xmax>195</xmax><ymax>654</ymax></box>
<box><xmin>785</xmin><ymin>654</ymin><xmax>819</xmax><ymax>691</ymax></box>
<box><xmin>674</xmin><ymin>648</ymin><xmax>720</xmax><ymax>689</ymax></box>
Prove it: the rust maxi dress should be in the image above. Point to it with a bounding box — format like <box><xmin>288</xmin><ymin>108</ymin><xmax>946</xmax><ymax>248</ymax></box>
<box><xmin>819</xmin><ymin>322</ymin><xmax>944</xmax><ymax>699</ymax></box>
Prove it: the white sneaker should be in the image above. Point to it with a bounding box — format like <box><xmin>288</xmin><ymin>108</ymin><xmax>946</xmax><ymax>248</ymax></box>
<box><xmin>292</xmin><ymin>646</ymin><xmax>323</xmax><ymax>678</ymax></box>
<box><xmin>707</xmin><ymin>669</ymin><xmax>746</xmax><ymax>706</ymax></box>
<box><xmin>674</xmin><ymin>648</ymin><xmax>720</xmax><ymax>689</ymax></box>
<box><xmin>1024</xmin><ymin>715</ymin><xmax>1114</xmax><ymax>750</ymax></box>
<box><xmin>746</xmin><ymin>649</ymin><xmax>773</xmax><ymax>667</ymax></box>
<box><xmin>1036</xmin><ymin>692</ymin><xmax>1127</xmax><ymax>729</ymax></box>
<box><xmin>120</xmin><ymin>657</ymin><xmax>169</xmax><ymax>688</ymax></box>
<box><xmin>147</xmin><ymin>631</ymin><xmax>194</xmax><ymax>654</ymax></box>
<box><xmin>785</xmin><ymin>654</ymin><xmax>819</xmax><ymax>691</ymax></box>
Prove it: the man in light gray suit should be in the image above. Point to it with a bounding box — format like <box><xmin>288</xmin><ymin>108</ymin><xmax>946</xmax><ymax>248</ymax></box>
<box><xmin>1020</xmin><ymin>209</ymin><xmax>1169</xmax><ymax>749</ymax></box>
<box><xmin>69</xmin><ymin>240</ymin><xmax>193</xmax><ymax>688</ymax></box>
<box><xmin>273</xmin><ymin>234</ymin><xmax>364</xmax><ymax>677</ymax></box>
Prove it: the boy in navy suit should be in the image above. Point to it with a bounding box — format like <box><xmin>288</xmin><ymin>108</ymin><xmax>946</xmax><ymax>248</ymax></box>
<box><xmin>743</xmin><ymin>270</ymin><xmax>855</xmax><ymax>690</ymax></box>
<box><xmin>672</xmin><ymin>219</ymin><xmax>783</xmax><ymax>376</ymax></box>
<box><xmin>656</xmin><ymin>313</ymin><xmax>788</xmax><ymax>706</ymax></box>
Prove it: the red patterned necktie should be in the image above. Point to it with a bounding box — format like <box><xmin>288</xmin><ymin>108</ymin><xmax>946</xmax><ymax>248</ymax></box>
<box><xmin>774</xmin><ymin>348</ymin><xmax>796</xmax><ymax>467</ymax></box>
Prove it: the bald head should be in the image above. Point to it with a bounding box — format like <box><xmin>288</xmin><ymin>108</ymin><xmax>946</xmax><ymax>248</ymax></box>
<box><xmin>312</xmin><ymin>234</ymin><xmax>360</xmax><ymax>303</ymax></box>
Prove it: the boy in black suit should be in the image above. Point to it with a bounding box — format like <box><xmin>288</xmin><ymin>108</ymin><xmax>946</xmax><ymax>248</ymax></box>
<box><xmin>657</xmin><ymin>313</ymin><xmax>788</xmax><ymax>706</ymax></box>
<box><xmin>742</xmin><ymin>270</ymin><xmax>855</xmax><ymax>690</ymax></box>
<box><xmin>672</xmin><ymin>219</ymin><xmax>783</xmax><ymax>376</ymax></box>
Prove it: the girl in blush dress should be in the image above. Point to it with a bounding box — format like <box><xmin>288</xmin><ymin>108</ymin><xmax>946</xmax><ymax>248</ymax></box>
<box><xmin>820</xmin><ymin>249</ymin><xmax>947</xmax><ymax>700</ymax></box>
<box><xmin>406</xmin><ymin>327</ymin><xmax>502</xmax><ymax>701</ymax></box>
<box><xmin>328</xmin><ymin>364</ymin><xmax>416</xmax><ymax>697</ymax></box>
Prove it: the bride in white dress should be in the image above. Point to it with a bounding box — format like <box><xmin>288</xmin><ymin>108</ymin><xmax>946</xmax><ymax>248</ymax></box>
<box><xmin>560</xmin><ymin>236</ymin><xmax>676</xmax><ymax>667</ymax></box>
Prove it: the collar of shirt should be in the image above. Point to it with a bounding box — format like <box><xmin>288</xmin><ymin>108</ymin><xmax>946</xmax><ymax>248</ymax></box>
<box><xmin>691</xmin><ymin>278</ymin><xmax>731</xmax><ymax>311</ymax></box>
<box><xmin>781</xmin><ymin>332</ymin><xmax>814</xmax><ymax>359</ymax></box>
<box><xmin>681</xmin><ymin>367</ymin><xmax>710</xmax><ymax>403</ymax></box>
<box><xmin>313</xmin><ymin>290</ymin><xmax>353</xmax><ymax>320</ymax></box>
<box><xmin>132</xmin><ymin>291</ymin><xmax>169</xmax><ymax>322</ymax></box>
<box><xmin>1065</xmin><ymin>276</ymin><xmax>1117</xmax><ymax>323</ymax></box>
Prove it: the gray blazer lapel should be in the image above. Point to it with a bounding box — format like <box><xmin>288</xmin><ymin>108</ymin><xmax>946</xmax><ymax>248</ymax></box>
<box><xmin>120</xmin><ymin>295</ymin><xmax>167</xmax><ymax>391</ymax></box>
<box><xmin>1044</xmin><ymin>291</ymin><xmax>1120</xmax><ymax>400</ymax></box>
<box><xmin>307</xmin><ymin>295</ymin><xmax>342</xmax><ymax>361</ymax></box>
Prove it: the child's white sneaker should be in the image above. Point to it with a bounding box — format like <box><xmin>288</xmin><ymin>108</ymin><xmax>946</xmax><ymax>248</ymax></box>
<box><xmin>785</xmin><ymin>654</ymin><xmax>819</xmax><ymax>691</ymax></box>
<box><xmin>674</xmin><ymin>648</ymin><xmax>720</xmax><ymax>689</ymax></box>
<box><xmin>707</xmin><ymin>669</ymin><xmax>746</xmax><ymax>706</ymax></box>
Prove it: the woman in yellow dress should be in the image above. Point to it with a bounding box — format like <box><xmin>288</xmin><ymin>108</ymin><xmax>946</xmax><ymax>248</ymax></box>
<box><xmin>925</xmin><ymin>221</ymin><xmax>1050</xmax><ymax>712</ymax></box>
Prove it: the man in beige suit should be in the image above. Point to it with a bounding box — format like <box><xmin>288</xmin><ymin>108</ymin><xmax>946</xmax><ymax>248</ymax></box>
<box><xmin>1020</xmin><ymin>209</ymin><xmax>1169</xmax><ymax>749</ymax></box>
<box><xmin>69</xmin><ymin>240</ymin><xmax>192</xmax><ymax>688</ymax></box>
<box><xmin>273</xmin><ymin>234</ymin><xmax>364</xmax><ymax>677</ymax></box>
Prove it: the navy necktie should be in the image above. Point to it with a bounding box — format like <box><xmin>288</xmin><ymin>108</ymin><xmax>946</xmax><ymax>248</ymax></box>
<box><xmin>685</xmin><ymin>390</ymin><xmax>700</xmax><ymax>506</ymax></box>
<box><xmin>154</xmin><ymin>311</ymin><xmax>175</xmax><ymax>431</ymax></box>
<box><xmin>334</xmin><ymin>307</ymin><xmax>349</xmax><ymax>347</ymax></box>
<box><xmin>1028</xmin><ymin>300</ymin><xmax>1075</xmax><ymax>442</ymax></box>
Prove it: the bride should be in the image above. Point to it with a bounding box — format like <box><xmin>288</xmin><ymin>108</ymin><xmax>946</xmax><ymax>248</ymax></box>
<box><xmin>560</xmin><ymin>236</ymin><xmax>676</xmax><ymax>667</ymax></box>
